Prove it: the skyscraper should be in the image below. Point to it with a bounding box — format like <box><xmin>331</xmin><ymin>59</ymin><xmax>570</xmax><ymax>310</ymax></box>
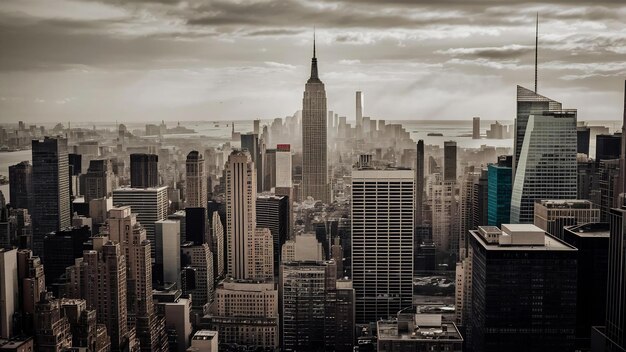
<box><xmin>8</xmin><ymin>161</ymin><xmax>32</xmax><ymax>210</ymax></box>
<box><xmin>510</xmin><ymin>110</ymin><xmax>577</xmax><ymax>223</ymax></box>
<box><xmin>444</xmin><ymin>141</ymin><xmax>457</xmax><ymax>181</ymax></box>
<box><xmin>487</xmin><ymin>155</ymin><xmax>512</xmax><ymax>227</ymax></box>
<box><xmin>352</xmin><ymin>165</ymin><xmax>414</xmax><ymax>323</ymax></box>
<box><xmin>0</xmin><ymin>248</ymin><xmax>17</xmax><ymax>339</ymax></box>
<box><xmin>513</xmin><ymin>86</ymin><xmax>562</xmax><ymax>176</ymax></box>
<box><xmin>472</xmin><ymin>117</ymin><xmax>480</xmax><ymax>139</ymax></box>
<box><xmin>415</xmin><ymin>140</ymin><xmax>425</xmax><ymax>225</ymax></box>
<box><xmin>356</xmin><ymin>91</ymin><xmax>363</xmax><ymax>132</ymax></box>
<box><xmin>256</xmin><ymin>194</ymin><xmax>289</xmax><ymax>276</ymax></box>
<box><xmin>467</xmin><ymin>224</ymin><xmax>577</xmax><ymax>352</ymax></box>
<box><xmin>225</xmin><ymin>150</ymin><xmax>274</xmax><ymax>280</ymax></box>
<box><xmin>185</xmin><ymin>151</ymin><xmax>207</xmax><ymax>209</ymax></box>
<box><xmin>82</xmin><ymin>159</ymin><xmax>114</xmax><ymax>202</ymax></box>
<box><xmin>533</xmin><ymin>199</ymin><xmax>600</xmax><ymax>239</ymax></box>
<box><xmin>32</xmin><ymin>137</ymin><xmax>71</xmax><ymax>255</ymax></box>
<box><xmin>301</xmin><ymin>36</ymin><xmax>329</xmax><ymax>203</ymax></box>
<box><xmin>130</xmin><ymin>153</ymin><xmax>158</xmax><ymax>188</ymax></box>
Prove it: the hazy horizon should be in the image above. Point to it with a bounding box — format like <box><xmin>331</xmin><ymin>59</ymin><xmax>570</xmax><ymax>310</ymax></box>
<box><xmin>1</xmin><ymin>0</ymin><xmax>625</xmax><ymax>123</ymax></box>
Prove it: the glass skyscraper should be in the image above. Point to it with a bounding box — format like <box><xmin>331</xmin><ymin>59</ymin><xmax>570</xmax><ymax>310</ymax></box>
<box><xmin>487</xmin><ymin>156</ymin><xmax>512</xmax><ymax>227</ymax></box>
<box><xmin>510</xmin><ymin>109</ymin><xmax>578</xmax><ymax>224</ymax></box>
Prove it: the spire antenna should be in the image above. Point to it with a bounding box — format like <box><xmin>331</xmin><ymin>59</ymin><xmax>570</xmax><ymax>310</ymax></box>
<box><xmin>534</xmin><ymin>12</ymin><xmax>539</xmax><ymax>93</ymax></box>
<box><xmin>313</xmin><ymin>26</ymin><xmax>316</xmax><ymax>58</ymax></box>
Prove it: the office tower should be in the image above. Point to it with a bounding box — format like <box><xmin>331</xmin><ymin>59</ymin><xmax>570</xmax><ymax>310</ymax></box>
<box><xmin>209</xmin><ymin>210</ymin><xmax>225</xmax><ymax>281</ymax></box>
<box><xmin>112</xmin><ymin>186</ymin><xmax>168</xmax><ymax>254</ymax></box>
<box><xmin>429</xmin><ymin>173</ymin><xmax>459</xmax><ymax>253</ymax></box>
<box><xmin>32</xmin><ymin>137</ymin><xmax>71</xmax><ymax>255</ymax></box>
<box><xmin>513</xmin><ymin>86</ymin><xmax>562</xmax><ymax>176</ymax></box>
<box><xmin>181</xmin><ymin>243</ymin><xmax>214</xmax><ymax>309</ymax></box>
<box><xmin>42</xmin><ymin>226</ymin><xmax>91</xmax><ymax>288</ymax></box>
<box><xmin>241</xmin><ymin>133</ymin><xmax>263</xmax><ymax>193</ymax></box>
<box><xmin>104</xmin><ymin>207</ymin><xmax>167</xmax><ymax>351</ymax></box>
<box><xmin>282</xmin><ymin>233</ymin><xmax>324</xmax><ymax>262</ymax></box>
<box><xmin>61</xmin><ymin>298</ymin><xmax>111</xmax><ymax>352</ymax></box>
<box><xmin>33</xmin><ymin>293</ymin><xmax>72</xmax><ymax>351</ymax></box>
<box><xmin>330</xmin><ymin>238</ymin><xmax>344</xmax><ymax>278</ymax></box>
<box><xmin>202</xmin><ymin>280</ymin><xmax>279</xmax><ymax>349</ymax></box>
<box><xmin>533</xmin><ymin>199</ymin><xmax>600</xmax><ymax>239</ymax></box>
<box><xmin>280</xmin><ymin>260</ymin><xmax>355</xmax><ymax>352</ymax></box>
<box><xmin>472</xmin><ymin>168</ymin><xmax>489</xmax><ymax>229</ymax></box>
<box><xmin>510</xmin><ymin>110</ymin><xmax>577</xmax><ymax>224</ymax></box>
<box><xmin>488</xmin><ymin>155</ymin><xmax>513</xmax><ymax>227</ymax></box>
<box><xmin>0</xmin><ymin>249</ymin><xmax>17</xmax><ymax>339</ymax></box>
<box><xmin>185</xmin><ymin>207</ymin><xmax>207</xmax><ymax>246</ymax></box>
<box><xmin>68</xmin><ymin>153</ymin><xmax>82</xmax><ymax>177</ymax></box>
<box><xmin>185</xmin><ymin>151</ymin><xmax>207</xmax><ymax>209</ymax></box>
<box><xmin>377</xmin><ymin>310</ymin><xmax>463</xmax><ymax>352</ymax></box>
<box><xmin>415</xmin><ymin>140</ymin><xmax>425</xmax><ymax>225</ymax></box>
<box><xmin>82</xmin><ymin>159</ymin><xmax>114</xmax><ymax>202</ymax></box>
<box><xmin>155</xmin><ymin>220</ymin><xmax>181</xmax><ymax>287</ymax></box>
<box><xmin>352</xmin><ymin>166</ymin><xmax>414</xmax><ymax>323</ymax></box>
<box><xmin>444</xmin><ymin>141</ymin><xmax>457</xmax><ymax>181</ymax></box>
<box><xmin>256</xmin><ymin>194</ymin><xmax>289</xmax><ymax>276</ymax></box>
<box><xmin>280</xmin><ymin>260</ymin><xmax>335</xmax><ymax>350</ymax></box>
<box><xmin>578</xmin><ymin>125</ymin><xmax>591</xmax><ymax>156</ymax></box>
<box><xmin>467</xmin><ymin>224</ymin><xmax>577</xmax><ymax>352</ymax></box>
<box><xmin>153</xmin><ymin>291</ymin><xmax>192</xmax><ymax>352</ymax></box>
<box><xmin>596</xmin><ymin>134</ymin><xmax>621</xmax><ymax>161</ymax></box>
<box><xmin>129</xmin><ymin>153</ymin><xmax>158</xmax><ymax>188</ymax></box>
<box><xmin>356</xmin><ymin>91</ymin><xmax>363</xmax><ymax>132</ymax></box>
<box><xmin>301</xmin><ymin>38</ymin><xmax>329</xmax><ymax>204</ymax></box>
<box><xmin>472</xmin><ymin>117</ymin><xmax>480</xmax><ymax>139</ymax></box>
<box><xmin>66</xmin><ymin>241</ymin><xmax>132</xmax><ymax>352</ymax></box>
<box><xmin>8</xmin><ymin>161</ymin><xmax>32</xmax><ymax>209</ymax></box>
<box><xmin>459</xmin><ymin>170</ymin><xmax>481</xmax><ymax>258</ymax></box>
<box><xmin>563</xmin><ymin>223</ymin><xmax>609</xmax><ymax>350</ymax></box>
<box><xmin>264</xmin><ymin>148</ymin><xmax>276</xmax><ymax>191</ymax></box>
<box><xmin>253</xmin><ymin>119</ymin><xmax>260</xmax><ymax>135</ymax></box>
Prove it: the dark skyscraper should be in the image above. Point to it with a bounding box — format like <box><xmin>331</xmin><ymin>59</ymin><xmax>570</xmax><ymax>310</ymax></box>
<box><xmin>301</xmin><ymin>36</ymin><xmax>329</xmax><ymax>203</ymax></box>
<box><xmin>82</xmin><ymin>159</ymin><xmax>113</xmax><ymax>202</ymax></box>
<box><xmin>415</xmin><ymin>140</ymin><xmax>424</xmax><ymax>225</ymax></box>
<box><xmin>130</xmin><ymin>153</ymin><xmax>158</xmax><ymax>188</ymax></box>
<box><xmin>487</xmin><ymin>156</ymin><xmax>512</xmax><ymax>227</ymax></box>
<box><xmin>256</xmin><ymin>194</ymin><xmax>289</xmax><ymax>276</ymax></box>
<box><xmin>8</xmin><ymin>160</ymin><xmax>32</xmax><ymax>209</ymax></box>
<box><xmin>32</xmin><ymin>137</ymin><xmax>71</xmax><ymax>255</ymax></box>
<box><xmin>596</xmin><ymin>134</ymin><xmax>621</xmax><ymax>161</ymax></box>
<box><xmin>444</xmin><ymin>141</ymin><xmax>457</xmax><ymax>181</ymax></box>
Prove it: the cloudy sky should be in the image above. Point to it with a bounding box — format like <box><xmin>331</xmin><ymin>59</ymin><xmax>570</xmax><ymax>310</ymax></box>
<box><xmin>0</xmin><ymin>0</ymin><xmax>624</xmax><ymax>123</ymax></box>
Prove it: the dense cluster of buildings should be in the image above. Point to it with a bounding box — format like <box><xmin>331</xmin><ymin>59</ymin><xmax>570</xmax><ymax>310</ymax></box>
<box><xmin>0</xmin><ymin>34</ymin><xmax>625</xmax><ymax>352</ymax></box>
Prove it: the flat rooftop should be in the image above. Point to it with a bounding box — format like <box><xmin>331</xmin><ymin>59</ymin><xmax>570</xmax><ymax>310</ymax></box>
<box><xmin>470</xmin><ymin>225</ymin><xmax>576</xmax><ymax>251</ymax></box>
<box><xmin>377</xmin><ymin>321</ymin><xmax>462</xmax><ymax>342</ymax></box>
<box><xmin>564</xmin><ymin>222</ymin><xmax>610</xmax><ymax>238</ymax></box>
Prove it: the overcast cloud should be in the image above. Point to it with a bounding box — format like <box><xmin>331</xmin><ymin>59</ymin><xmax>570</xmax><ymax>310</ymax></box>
<box><xmin>0</xmin><ymin>0</ymin><xmax>624</xmax><ymax>123</ymax></box>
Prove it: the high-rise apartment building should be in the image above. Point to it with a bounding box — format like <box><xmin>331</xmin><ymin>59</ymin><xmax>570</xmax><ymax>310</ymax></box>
<box><xmin>467</xmin><ymin>224</ymin><xmax>577</xmax><ymax>352</ymax></box>
<box><xmin>32</xmin><ymin>137</ymin><xmax>71</xmax><ymax>255</ymax></box>
<box><xmin>511</xmin><ymin>110</ymin><xmax>578</xmax><ymax>223</ymax></box>
<box><xmin>352</xmin><ymin>166</ymin><xmax>414</xmax><ymax>323</ymax></box>
<box><xmin>34</xmin><ymin>293</ymin><xmax>72</xmax><ymax>351</ymax></box>
<box><xmin>65</xmin><ymin>240</ymin><xmax>132</xmax><ymax>352</ymax></box>
<box><xmin>181</xmin><ymin>243</ymin><xmax>214</xmax><ymax>309</ymax></box>
<box><xmin>487</xmin><ymin>155</ymin><xmax>512</xmax><ymax>227</ymax></box>
<box><xmin>82</xmin><ymin>159</ymin><xmax>114</xmax><ymax>202</ymax></box>
<box><xmin>301</xmin><ymin>39</ymin><xmax>329</xmax><ymax>203</ymax></box>
<box><xmin>534</xmin><ymin>199</ymin><xmax>600</xmax><ymax>239</ymax></box>
<box><xmin>186</xmin><ymin>151</ymin><xmax>207</xmax><ymax>209</ymax></box>
<box><xmin>444</xmin><ymin>141</ymin><xmax>457</xmax><ymax>181</ymax></box>
<box><xmin>129</xmin><ymin>153</ymin><xmax>158</xmax><ymax>188</ymax></box>
<box><xmin>8</xmin><ymin>161</ymin><xmax>32</xmax><ymax>210</ymax></box>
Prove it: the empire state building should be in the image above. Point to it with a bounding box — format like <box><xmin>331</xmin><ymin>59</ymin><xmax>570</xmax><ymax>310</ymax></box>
<box><xmin>301</xmin><ymin>36</ymin><xmax>330</xmax><ymax>203</ymax></box>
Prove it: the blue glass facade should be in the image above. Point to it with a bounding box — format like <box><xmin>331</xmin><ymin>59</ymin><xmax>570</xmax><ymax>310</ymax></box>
<box><xmin>488</xmin><ymin>164</ymin><xmax>512</xmax><ymax>227</ymax></box>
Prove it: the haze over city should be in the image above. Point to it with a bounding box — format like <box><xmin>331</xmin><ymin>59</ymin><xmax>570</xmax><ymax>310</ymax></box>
<box><xmin>1</xmin><ymin>0</ymin><xmax>625</xmax><ymax>123</ymax></box>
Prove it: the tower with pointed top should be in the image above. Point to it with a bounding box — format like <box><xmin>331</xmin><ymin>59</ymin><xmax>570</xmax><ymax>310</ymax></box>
<box><xmin>301</xmin><ymin>34</ymin><xmax>330</xmax><ymax>203</ymax></box>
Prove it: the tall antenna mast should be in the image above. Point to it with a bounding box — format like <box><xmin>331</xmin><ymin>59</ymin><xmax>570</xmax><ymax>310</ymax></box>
<box><xmin>534</xmin><ymin>12</ymin><xmax>539</xmax><ymax>93</ymax></box>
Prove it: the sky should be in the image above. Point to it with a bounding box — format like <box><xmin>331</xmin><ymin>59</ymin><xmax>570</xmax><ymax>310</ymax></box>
<box><xmin>0</xmin><ymin>0</ymin><xmax>625</xmax><ymax>124</ymax></box>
